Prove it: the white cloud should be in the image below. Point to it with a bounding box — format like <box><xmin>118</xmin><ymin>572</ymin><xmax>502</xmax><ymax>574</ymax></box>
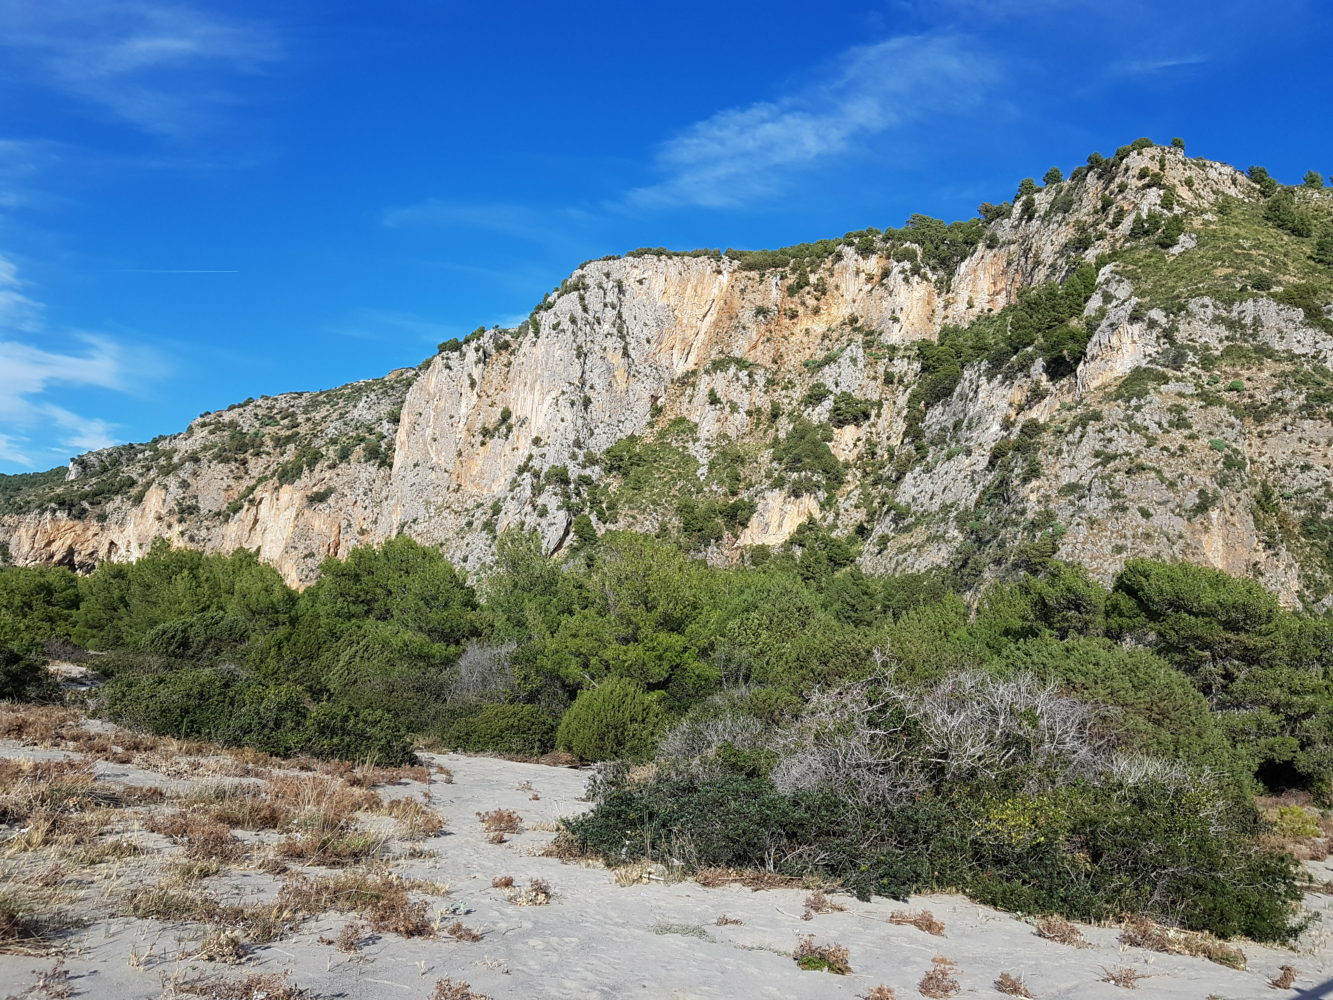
<box><xmin>624</xmin><ymin>34</ymin><xmax>997</xmax><ymax>209</ymax></box>
<box><xmin>0</xmin><ymin>1</ymin><xmax>280</xmax><ymax>134</ymax></box>
<box><xmin>0</xmin><ymin>254</ymin><xmax>163</xmax><ymax>467</ymax></box>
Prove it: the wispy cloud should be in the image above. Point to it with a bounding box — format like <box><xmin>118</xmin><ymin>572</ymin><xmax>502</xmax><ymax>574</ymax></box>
<box><xmin>0</xmin><ymin>255</ymin><xmax>165</xmax><ymax>466</ymax></box>
<box><xmin>623</xmin><ymin>34</ymin><xmax>997</xmax><ymax>209</ymax></box>
<box><xmin>1112</xmin><ymin>54</ymin><xmax>1209</xmax><ymax>76</ymax></box>
<box><xmin>0</xmin><ymin>1</ymin><xmax>281</xmax><ymax>135</ymax></box>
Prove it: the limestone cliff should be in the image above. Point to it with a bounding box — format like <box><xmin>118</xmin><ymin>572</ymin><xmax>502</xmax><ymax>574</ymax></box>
<box><xmin>4</xmin><ymin>143</ymin><xmax>1333</xmax><ymax>603</ymax></box>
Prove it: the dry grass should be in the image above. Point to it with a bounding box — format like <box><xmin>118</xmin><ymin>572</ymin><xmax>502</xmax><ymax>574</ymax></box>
<box><xmin>443</xmin><ymin>919</ymin><xmax>483</xmax><ymax>942</ymax></box>
<box><xmin>318</xmin><ymin>920</ymin><xmax>368</xmax><ymax>954</ymax></box>
<box><xmin>1034</xmin><ymin>915</ymin><xmax>1086</xmax><ymax>946</ymax></box>
<box><xmin>183</xmin><ymin>784</ymin><xmax>293</xmax><ymax>831</ymax></box>
<box><xmin>160</xmin><ymin>970</ymin><xmax>313</xmax><ymax>999</ymax></box>
<box><xmin>1118</xmin><ymin>916</ymin><xmax>1246</xmax><ymax>970</ymax></box>
<box><xmin>792</xmin><ymin>934</ymin><xmax>852</xmax><ymax>974</ymax></box>
<box><xmin>147</xmin><ymin>811</ymin><xmax>247</xmax><ymax>862</ymax></box>
<box><xmin>275</xmin><ymin>829</ymin><xmax>388</xmax><ymax>867</ymax></box>
<box><xmin>476</xmin><ymin>809</ymin><xmax>522</xmax><ymax>834</ymax></box>
<box><xmin>195</xmin><ymin>929</ymin><xmax>247</xmax><ymax>964</ymax></box>
<box><xmin>918</xmin><ymin>957</ymin><xmax>961</xmax><ymax>998</ymax></box>
<box><xmin>714</xmin><ymin>914</ymin><xmax>743</xmax><ymax>926</ymax></box>
<box><xmin>888</xmin><ymin>909</ymin><xmax>944</xmax><ymax>936</ymax></box>
<box><xmin>995</xmin><ymin>971</ymin><xmax>1034</xmax><ymax>997</ymax></box>
<box><xmin>692</xmin><ymin>865</ymin><xmax>800</xmax><ymax>890</ymax></box>
<box><xmin>802</xmin><ymin>890</ymin><xmax>846</xmax><ymax>918</ymax></box>
<box><xmin>1269</xmin><ymin>965</ymin><xmax>1298</xmax><ymax>989</ymax></box>
<box><xmin>278</xmin><ymin>872</ymin><xmax>437</xmax><ymax>938</ymax></box>
<box><xmin>431</xmin><ymin>979</ymin><xmax>492</xmax><ymax>1000</ymax></box>
<box><xmin>380</xmin><ymin>797</ymin><xmax>445</xmax><ymax>839</ymax></box>
<box><xmin>0</xmin><ymin>887</ymin><xmax>79</xmax><ymax>956</ymax></box>
<box><xmin>1100</xmin><ymin>966</ymin><xmax>1147</xmax><ymax>989</ymax></box>
<box><xmin>859</xmin><ymin>988</ymin><xmax>896</xmax><ymax>1000</ymax></box>
<box><xmin>490</xmin><ymin>875</ymin><xmax>514</xmax><ymax>889</ymax></box>
<box><xmin>890</xmin><ymin>912</ymin><xmax>943</xmax><ymax>938</ymax></box>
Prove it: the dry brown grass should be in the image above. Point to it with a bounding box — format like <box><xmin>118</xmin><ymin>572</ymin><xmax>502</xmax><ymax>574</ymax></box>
<box><xmin>476</xmin><ymin>809</ymin><xmax>522</xmax><ymax>834</ymax></box>
<box><xmin>183</xmin><ymin>784</ymin><xmax>293</xmax><ymax>830</ymax></box>
<box><xmin>0</xmin><ymin>887</ymin><xmax>79</xmax><ymax>956</ymax></box>
<box><xmin>160</xmin><ymin>970</ymin><xmax>313</xmax><ymax>999</ymax></box>
<box><xmin>490</xmin><ymin>875</ymin><xmax>514</xmax><ymax>889</ymax></box>
<box><xmin>380</xmin><ymin>797</ymin><xmax>445</xmax><ymax>839</ymax></box>
<box><xmin>443</xmin><ymin>919</ymin><xmax>483</xmax><ymax>942</ymax></box>
<box><xmin>1100</xmin><ymin>966</ymin><xmax>1147</xmax><ymax>989</ymax></box>
<box><xmin>802</xmin><ymin>890</ymin><xmax>846</xmax><ymax>918</ymax></box>
<box><xmin>995</xmin><ymin>971</ymin><xmax>1034</xmax><ymax>997</ymax></box>
<box><xmin>714</xmin><ymin>914</ymin><xmax>743</xmax><ymax>926</ymax></box>
<box><xmin>146</xmin><ymin>811</ymin><xmax>246</xmax><ymax>862</ymax></box>
<box><xmin>318</xmin><ymin>920</ymin><xmax>368</xmax><ymax>954</ymax></box>
<box><xmin>918</xmin><ymin>957</ymin><xmax>961</xmax><ymax>998</ymax></box>
<box><xmin>859</xmin><ymin>988</ymin><xmax>896</xmax><ymax>1000</ymax></box>
<box><xmin>277</xmin><ymin>872</ymin><xmax>437</xmax><ymax>938</ymax></box>
<box><xmin>692</xmin><ymin>865</ymin><xmax>800</xmax><ymax>890</ymax></box>
<box><xmin>1269</xmin><ymin>965</ymin><xmax>1298</xmax><ymax>989</ymax></box>
<box><xmin>793</xmin><ymin>934</ymin><xmax>852</xmax><ymax>974</ymax></box>
<box><xmin>275</xmin><ymin>829</ymin><xmax>387</xmax><ymax>867</ymax></box>
<box><xmin>1118</xmin><ymin>916</ymin><xmax>1246</xmax><ymax>970</ymax></box>
<box><xmin>1034</xmin><ymin>915</ymin><xmax>1086</xmax><ymax>946</ymax></box>
<box><xmin>888</xmin><ymin>909</ymin><xmax>944</xmax><ymax>936</ymax></box>
<box><xmin>431</xmin><ymin>979</ymin><xmax>492</xmax><ymax>1000</ymax></box>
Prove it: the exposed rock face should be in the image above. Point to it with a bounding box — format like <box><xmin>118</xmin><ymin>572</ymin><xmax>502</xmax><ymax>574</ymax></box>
<box><xmin>4</xmin><ymin>146</ymin><xmax>1333</xmax><ymax>603</ymax></box>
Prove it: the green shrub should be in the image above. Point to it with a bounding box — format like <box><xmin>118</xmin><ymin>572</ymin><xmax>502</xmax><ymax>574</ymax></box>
<box><xmin>556</xmin><ymin>677</ymin><xmax>666</xmax><ymax>762</ymax></box>
<box><xmin>300</xmin><ymin>702</ymin><xmax>415</xmax><ymax>766</ymax></box>
<box><xmin>0</xmin><ymin>645</ymin><xmax>58</xmax><ymax>703</ymax></box>
<box><xmin>445</xmin><ymin>703</ymin><xmax>556</xmax><ymax>756</ymax></box>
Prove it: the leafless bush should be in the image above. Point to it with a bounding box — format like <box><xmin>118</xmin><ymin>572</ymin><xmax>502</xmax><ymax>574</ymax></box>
<box><xmin>447</xmin><ymin>642</ymin><xmax>517</xmax><ymax>703</ymax></box>
<box><xmin>1034</xmin><ymin>915</ymin><xmax>1085</xmax><ymax>946</ymax></box>
<box><xmin>714</xmin><ymin>914</ymin><xmax>743</xmax><ymax>926</ymax></box>
<box><xmin>490</xmin><ymin>876</ymin><xmax>514</xmax><ymax>889</ymax></box>
<box><xmin>803</xmin><ymin>890</ymin><xmax>846</xmax><ymax>917</ymax></box>
<box><xmin>1100</xmin><ymin>966</ymin><xmax>1147</xmax><ymax>989</ymax></box>
<box><xmin>860</xmin><ymin>988</ymin><xmax>896</xmax><ymax>1000</ymax></box>
<box><xmin>888</xmin><ymin>909</ymin><xmax>944</xmax><ymax>936</ymax></box>
<box><xmin>1269</xmin><ymin>965</ymin><xmax>1298</xmax><ymax>989</ymax></box>
<box><xmin>768</xmin><ymin>658</ymin><xmax>1121</xmax><ymax>807</ymax></box>
<box><xmin>443</xmin><ymin>920</ymin><xmax>483</xmax><ymax>942</ymax></box>
<box><xmin>918</xmin><ymin>957</ymin><xmax>960</xmax><ymax>998</ymax></box>
<box><xmin>431</xmin><ymin>979</ymin><xmax>493</xmax><ymax>1000</ymax></box>
<box><xmin>656</xmin><ymin>691</ymin><xmax>771</xmax><ymax>779</ymax></box>
<box><xmin>318</xmin><ymin>920</ymin><xmax>368</xmax><ymax>954</ymax></box>
<box><xmin>476</xmin><ymin>809</ymin><xmax>522</xmax><ymax>834</ymax></box>
<box><xmin>995</xmin><ymin>971</ymin><xmax>1034</xmax><ymax>997</ymax></box>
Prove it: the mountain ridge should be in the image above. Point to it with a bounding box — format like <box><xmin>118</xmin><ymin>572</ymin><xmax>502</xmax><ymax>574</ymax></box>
<box><xmin>4</xmin><ymin>139</ymin><xmax>1333</xmax><ymax>602</ymax></box>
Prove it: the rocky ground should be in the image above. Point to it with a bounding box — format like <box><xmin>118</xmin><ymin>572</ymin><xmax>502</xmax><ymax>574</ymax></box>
<box><xmin>0</xmin><ymin>705</ymin><xmax>1330</xmax><ymax>1000</ymax></box>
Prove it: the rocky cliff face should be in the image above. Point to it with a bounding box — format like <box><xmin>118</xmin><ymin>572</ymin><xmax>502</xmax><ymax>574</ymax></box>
<box><xmin>4</xmin><ymin>144</ymin><xmax>1333</xmax><ymax>602</ymax></box>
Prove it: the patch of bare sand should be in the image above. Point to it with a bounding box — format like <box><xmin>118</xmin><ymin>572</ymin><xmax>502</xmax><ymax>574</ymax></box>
<box><xmin>0</xmin><ymin>721</ymin><xmax>1330</xmax><ymax>1000</ymax></box>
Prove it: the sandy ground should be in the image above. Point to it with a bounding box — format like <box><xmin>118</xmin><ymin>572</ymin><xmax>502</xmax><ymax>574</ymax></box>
<box><xmin>1</xmin><ymin>732</ymin><xmax>1331</xmax><ymax>1000</ymax></box>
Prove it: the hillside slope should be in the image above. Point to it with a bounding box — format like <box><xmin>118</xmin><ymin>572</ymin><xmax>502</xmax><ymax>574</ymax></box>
<box><xmin>3</xmin><ymin>141</ymin><xmax>1333</xmax><ymax>600</ymax></box>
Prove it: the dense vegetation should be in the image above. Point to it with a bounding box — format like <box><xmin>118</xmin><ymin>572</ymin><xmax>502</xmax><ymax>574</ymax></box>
<box><xmin>0</xmin><ymin>530</ymin><xmax>1327</xmax><ymax>940</ymax></box>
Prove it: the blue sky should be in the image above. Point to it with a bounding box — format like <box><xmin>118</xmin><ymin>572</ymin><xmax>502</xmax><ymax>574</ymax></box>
<box><xmin>1</xmin><ymin>0</ymin><xmax>1331</xmax><ymax>472</ymax></box>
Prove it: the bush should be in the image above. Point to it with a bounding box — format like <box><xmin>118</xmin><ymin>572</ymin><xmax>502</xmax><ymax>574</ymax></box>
<box><xmin>0</xmin><ymin>644</ymin><xmax>58</xmax><ymax>703</ymax></box>
<box><xmin>444</xmin><ymin>704</ymin><xmax>556</xmax><ymax>756</ymax></box>
<box><xmin>555</xmin><ymin>677</ymin><xmax>666</xmax><ymax>762</ymax></box>
<box><xmin>300</xmin><ymin>703</ymin><xmax>415</xmax><ymax>766</ymax></box>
